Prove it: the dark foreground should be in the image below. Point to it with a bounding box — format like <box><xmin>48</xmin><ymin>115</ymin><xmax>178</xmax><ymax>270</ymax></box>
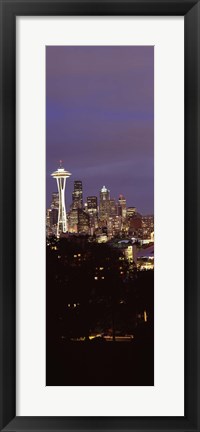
<box><xmin>46</xmin><ymin>340</ymin><xmax>154</xmax><ymax>386</ymax></box>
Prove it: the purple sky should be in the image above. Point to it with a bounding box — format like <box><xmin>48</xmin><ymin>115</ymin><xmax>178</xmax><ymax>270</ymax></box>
<box><xmin>46</xmin><ymin>46</ymin><xmax>154</xmax><ymax>214</ymax></box>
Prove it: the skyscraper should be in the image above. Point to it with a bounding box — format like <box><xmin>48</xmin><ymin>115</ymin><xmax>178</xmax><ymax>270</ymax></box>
<box><xmin>46</xmin><ymin>208</ymin><xmax>52</xmax><ymax>237</ymax></box>
<box><xmin>51</xmin><ymin>162</ymin><xmax>71</xmax><ymax>237</ymax></box>
<box><xmin>51</xmin><ymin>192</ymin><xmax>59</xmax><ymax>210</ymax></box>
<box><xmin>99</xmin><ymin>186</ymin><xmax>110</xmax><ymax>221</ymax></box>
<box><xmin>68</xmin><ymin>208</ymin><xmax>78</xmax><ymax>233</ymax></box>
<box><xmin>127</xmin><ymin>207</ymin><xmax>136</xmax><ymax>219</ymax></box>
<box><xmin>72</xmin><ymin>181</ymin><xmax>83</xmax><ymax>209</ymax></box>
<box><xmin>87</xmin><ymin>196</ymin><xmax>98</xmax><ymax>234</ymax></box>
<box><xmin>118</xmin><ymin>194</ymin><xmax>127</xmax><ymax>220</ymax></box>
<box><xmin>109</xmin><ymin>198</ymin><xmax>117</xmax><ymax>217</ymax></box>
<box><xmin>50</xmin><ymin>192</ymin><xmax>59</xmax><ymax>228</ymax></box>
<box><xmin>78</xmin><ymin>209</ymin><xmax>90</xmax><ymax>234</ymax></box>
<box><xmin>87</xmin><ymin>196</ymin><xmax>98</xmax><ymax>215</ymax></box>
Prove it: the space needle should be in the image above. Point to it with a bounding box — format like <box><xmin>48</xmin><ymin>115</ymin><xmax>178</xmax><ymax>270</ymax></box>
<box><xmin>51</xmin><ymin>161</ymin><xmax>71</xmax><ymax>237</ymax></box>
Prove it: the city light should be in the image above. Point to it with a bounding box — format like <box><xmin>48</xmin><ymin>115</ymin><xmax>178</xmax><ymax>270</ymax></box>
<box><xmin>46</xmin><ymin>174</ymin><xmax>154</xmax><ymax>272</ymax></box>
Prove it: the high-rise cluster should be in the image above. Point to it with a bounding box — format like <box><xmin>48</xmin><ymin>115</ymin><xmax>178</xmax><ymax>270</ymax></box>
<box><xmin>46</xmin><ymin>165</ymin><xmax>154</xmax><ymax>244</ymax></box>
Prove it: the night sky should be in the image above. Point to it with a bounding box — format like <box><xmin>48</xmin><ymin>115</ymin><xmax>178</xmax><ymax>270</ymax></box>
<box><xmin>46</xmin><ymin>46</ymin><xmax>154</xmax><ymax>214</ymax></box>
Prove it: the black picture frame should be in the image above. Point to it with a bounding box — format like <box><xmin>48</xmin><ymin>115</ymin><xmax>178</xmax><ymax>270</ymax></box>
<box><xmin>0</xmin><ymin>0</ymin><xmax>200</xmax><ymax>431</ymax></box>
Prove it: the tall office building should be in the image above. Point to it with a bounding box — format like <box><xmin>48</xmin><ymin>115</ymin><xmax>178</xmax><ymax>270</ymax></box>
<box><xmin>99</xmin><ymin>186</ymin><xmax>110</xmax><ymax>221</ymax></box>
<box><xmin>51</xmin><ymin>162</ymin><xmax>71</xmax><ymax>237</ymax></box>
<box><xmin>128</xmin><ymin>213</ymin><xmax>142</xmax><ymax>235</ymax></box>
<box><xmin>127</xmin><ymin>207</ymin><xmax>136</xmax><ymax>219</ymax></box>
<box><xmin>68</xmin><ymin>208</ymin><xmax>78</xmax><ymax>233</ymax></box>
<box><xmin>141</xmin><ymin>215</ymin><xmax>154</xmax><ymax>239</ymax></box>
<box><xmin>51</xmin><ymin>192</ymin><xmax>59</xmax><ymax>210</ymax></box>
<box><xmin>46</xmin><ymin>208</ymin><xmax>51</xmax><ymax>237</ymax></box>
<box><xmin>87</xmin><ymin>196</ymin><xmax>98</xmax><ymax>234</ymax></box>
<box><xmin>50</xmin><ymin>208</ymin><xmax>58</xmax><ymax>227</ymax></box>
<box><xmin>87</xmin><ymin>196</ymin><xmax>98</xmax><ymax>215</ymax></box>
<box><xmin>118</xmin><ymin>194</ymin><xmax>127</xmax><ymax>220</ymax></box>
<box><xmin>109</xmin><ymin>198</ymin><xmax>117</xmax><ymax>217</ymax></box>
<box><xmin>78</xmin><ymin>209</ymin><xmax>90</xmax><ymax>234</ymax></box>
<box><xmin>49</xmin><ymin>192</ymin><xmax>59</xmax><ymax>228</ymax></box>
<box><xmin>72</xmin><ymin>180</ymin><xmax>83</xmax><ymax>209</ymax></box>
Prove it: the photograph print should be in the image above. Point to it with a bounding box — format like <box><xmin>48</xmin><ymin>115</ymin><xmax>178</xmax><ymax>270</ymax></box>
<box><xmin>46</xmin><ymin>46</ymin><xmax>154</xmax><ymax>386</ymax></box>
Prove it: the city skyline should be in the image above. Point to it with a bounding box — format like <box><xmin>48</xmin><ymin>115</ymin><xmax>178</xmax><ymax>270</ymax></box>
<box><xmin>46</xmin><ymin>46</ymin><xmax>154</xmax><ymax>213</ymax></box>
<box><xmin>47</xmin><ymin>168</ymin><xmax>154</xmax><ymax>241</ymax></box>
<box><xmin>47</xmin><ymin>171</ymin><xmax>153</xmax><ymax>216</ymax></box>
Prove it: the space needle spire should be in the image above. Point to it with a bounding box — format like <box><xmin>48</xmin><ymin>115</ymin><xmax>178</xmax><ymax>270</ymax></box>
<box><xmin>51</xmin><ymin>161</ymin><xmax>71</xmax><ymax>237</ymax></box>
